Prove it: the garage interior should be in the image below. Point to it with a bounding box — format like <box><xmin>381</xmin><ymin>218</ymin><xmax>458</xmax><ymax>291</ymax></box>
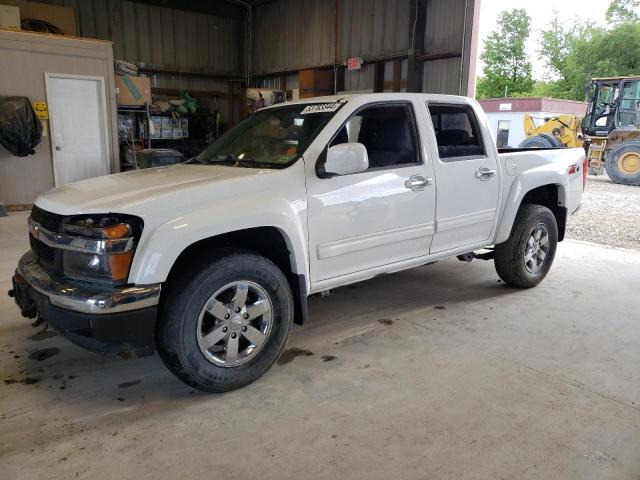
<box><xmin>0</xmin><ymin>0</ymin><xmax>478</xmax><ymax>207</ymax></box>
<box><xmin>1</xmin><ymin>1</ymin><xmax>639</xmax><ymax>479</ymax></box>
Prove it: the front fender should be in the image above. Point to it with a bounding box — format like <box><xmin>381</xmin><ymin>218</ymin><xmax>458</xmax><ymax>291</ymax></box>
<box><xmin>128</xmin><ymin>195</ymin><xmax>308</xmax><ymax>285</ymax></box>
<box><xmin>494</xmin><ymin>168</ymin><xmax>568</xmax><ymax>245</ymax></box>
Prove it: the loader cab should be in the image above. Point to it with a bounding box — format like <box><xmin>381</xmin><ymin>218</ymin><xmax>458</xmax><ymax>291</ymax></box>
<box><xmin>582</xmin><ymin>78</ymin><xmax>640</xmax><ymax>137</ymax></box>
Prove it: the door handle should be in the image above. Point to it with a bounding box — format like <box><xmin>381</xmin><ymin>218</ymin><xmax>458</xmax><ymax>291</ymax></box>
<box><xmin>475</xmin><ymin>167</ymin><xmax>496</xmax><ymax>181</ymax></box>
<box><xmin>405</xmin><ymin>175</ymin><xmax>432</xmax><ymax>191</ymax></box>
<box><xmin>55</xmin><ymin>145</ymin><xmax>62</xmax><ymax>151</ymax></box>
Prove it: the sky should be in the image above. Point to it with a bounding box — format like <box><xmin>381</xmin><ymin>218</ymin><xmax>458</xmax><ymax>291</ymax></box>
<box><xmin>477</xmin><ymin>0</ymin><xmax>611</xmax><ymax>79</ymax></box>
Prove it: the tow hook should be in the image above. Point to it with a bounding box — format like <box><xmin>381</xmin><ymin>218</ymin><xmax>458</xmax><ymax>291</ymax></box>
<box><xmin>31</xmin><ymin>315</ymin><xmax>45</xmax><ymax>328</ymax></box>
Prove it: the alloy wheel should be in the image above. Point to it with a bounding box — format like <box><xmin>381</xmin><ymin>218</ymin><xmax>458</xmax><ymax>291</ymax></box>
<box><xmin>196</xmin><ymin>280</ymin><xmax>273</xmax><ymax>367</ymax></box>
<box><xmin>524</xmin><ymin>224</ymin><xmax>550</xmax><ymax>274</ymax></box>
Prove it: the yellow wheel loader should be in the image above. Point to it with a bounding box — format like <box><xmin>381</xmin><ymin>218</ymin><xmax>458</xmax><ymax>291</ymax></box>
<box><xmin>582</xmin><ymin>77</ymin><xmax>640</xmax><ymax>185</ymax></box>
<box><xmin>520</xmin><ymin>76</ymin><xmax>640</xmax><ymax>186</ymax></box>
<box><xmin>521</xmin><ymin>113</ymin><xmax>584</xmax><ymax>148</ymax></box>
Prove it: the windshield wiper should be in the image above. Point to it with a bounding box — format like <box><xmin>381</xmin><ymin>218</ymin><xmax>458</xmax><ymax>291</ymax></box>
<box><xmin>211</xmin><ymin>154</ymin><xmax>264</xmax><ymax>168</ymax></box>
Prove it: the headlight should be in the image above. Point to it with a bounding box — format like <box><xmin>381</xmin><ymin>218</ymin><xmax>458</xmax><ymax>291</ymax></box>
<box><xmin>61</xmin><ymin>215</ymin><xmax>142</xmax><ymax>285</ymax></box>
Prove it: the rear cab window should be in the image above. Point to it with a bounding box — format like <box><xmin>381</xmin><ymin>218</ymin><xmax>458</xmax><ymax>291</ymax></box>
<box><xmin>428</xmin><ymin>103</ymin><xmax>486</xmax><ymax>161</ymax></box>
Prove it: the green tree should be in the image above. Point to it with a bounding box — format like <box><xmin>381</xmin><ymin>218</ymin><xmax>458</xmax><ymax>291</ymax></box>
<box><xmin>564</xmin><ymin>21</ymin><xmax>640</xmax><ymax>98</ymax></box>
<box><xmin>476</xmin><ymin>9</ymin><xmax>534</xmax><ymax>99</ymax></box>
<box><xmin>535</xmin><ymin>2</ymin><xmax>640</xmax><ymax>101</ymax></box>
<box><xmin>539</xmin><ymin>12</ymin><xmax>575</xmax><ymax>80</ymax></box>
<box><xmin>535</xmin><ymin>14</ymin><xmax>585</xmax><ymax>99</ymax></box>
<box><xmin>606</xmin><ymin>0</ymin><xmax>640</xmax><ymax>24</ymax></box>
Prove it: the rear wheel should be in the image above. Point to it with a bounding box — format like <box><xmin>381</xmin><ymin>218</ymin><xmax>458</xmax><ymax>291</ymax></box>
<box><xmin>606</xmin><ymin>140</ymin><xmax>640</xmax><ymax>185</ymax></box>
<box><xmin>157</xmin><ymin>251</ymin><xmax>294</xmax><ymax>392</ymax></box>
<box><xmin>494</xmin><ymin>204</ymin><xmax>558</xmax><ymax>288</ymax></box>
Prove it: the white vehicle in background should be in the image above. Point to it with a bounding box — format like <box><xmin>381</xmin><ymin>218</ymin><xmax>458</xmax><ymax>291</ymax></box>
<box><xmin>10</xmin><ymin>93</ymin><xmax>586</xmax><ymax>392</ymax></box>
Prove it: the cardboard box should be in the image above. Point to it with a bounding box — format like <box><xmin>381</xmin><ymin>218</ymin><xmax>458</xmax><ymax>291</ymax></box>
<box><xmin>115</xmin><ymin>75</ymin><xmax>151</xmax><ymax>106</ymax></box>
<box><xmin>299</xmin><ymin>68</ymin><xmax>334</xmax><ymax>99</ymax></box>
<box><xmin>2</xmin><ymin>1</ymin><xmax>77</xmax><ymax>35</ymax></box>
<box><xmin>0</xmin><ymin>5</ymin><xmax>20</xmax><ymax>30</ymax></box>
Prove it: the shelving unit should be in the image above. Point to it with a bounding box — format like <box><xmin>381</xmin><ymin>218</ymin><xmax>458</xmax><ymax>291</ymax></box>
<box><xmin>117</xmin><ymin>99</ymin><xmax>220</xmax><ymax>169</ymax></box>
<box><xmin>117</xmin><ymin>103</ymin><xmax>151</xmax><ymax>147</ymax></box>
<box><xmin>117</xmin><ymin>103</ymin><xmax>151</xmax><ymax>170</ymax></box>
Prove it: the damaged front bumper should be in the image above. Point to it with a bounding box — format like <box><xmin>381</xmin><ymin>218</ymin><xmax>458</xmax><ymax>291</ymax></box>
<box><xmin>10</xmin><ymin>251</ymin><xmax>160</xmax><ymax>356</ymax></box>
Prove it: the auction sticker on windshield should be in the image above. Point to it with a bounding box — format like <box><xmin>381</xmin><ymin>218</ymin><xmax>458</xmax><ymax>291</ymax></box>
<box><xmin>300</xmin><ymin>103</ymin><xmax>342</xmax><ymax>114</ymax></box>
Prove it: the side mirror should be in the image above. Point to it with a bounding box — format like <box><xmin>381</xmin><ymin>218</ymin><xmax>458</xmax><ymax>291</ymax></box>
<box><xmin>325</xmin><ymin>143</ymin><xmax>369</xmax><ymax>176</ymax></box>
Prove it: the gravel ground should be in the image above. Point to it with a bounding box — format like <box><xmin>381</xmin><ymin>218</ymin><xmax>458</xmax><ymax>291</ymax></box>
<box><xmin>566</xmin><ymin>176</ymin><xmax>640</xmax><ymax>251</ymax></box>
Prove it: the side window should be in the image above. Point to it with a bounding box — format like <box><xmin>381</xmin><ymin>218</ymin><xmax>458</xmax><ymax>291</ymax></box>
<box><xmin>329</xmin><ymin>104</ymin><xmax>420</xmax><ymax>170</ymax></box>
<box><xmin>429</xmin><ymin>104</ymin><xmax>486</xmax><ymax>160</ymax></box>
<box><xmin>618</xmin><ymin>80</ymin><xmax>640</xmax><ymax>127</ymax></box>
<box><xmin>496</xmin><ymin>120</ymin><xmax>510</xmax><ymax>148</ymax></box>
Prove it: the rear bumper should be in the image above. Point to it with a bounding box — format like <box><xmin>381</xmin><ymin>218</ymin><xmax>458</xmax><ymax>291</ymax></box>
<box><xmin>10</xmin><ymin>251</ymin><xmax>160</xmax><ymax>355</ymax></box>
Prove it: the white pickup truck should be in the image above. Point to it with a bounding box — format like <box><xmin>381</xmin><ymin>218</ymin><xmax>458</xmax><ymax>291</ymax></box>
<box><xmin>10</xmin><ymin>93</ymin><xmax>586</xmax><ymax>392</ymax></box>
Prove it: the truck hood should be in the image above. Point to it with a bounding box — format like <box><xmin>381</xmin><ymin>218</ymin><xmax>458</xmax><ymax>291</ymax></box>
<box><xmin>35</xmin><ymin>164</ymin><xmax>279</xmax><ymax>216</ymax></box>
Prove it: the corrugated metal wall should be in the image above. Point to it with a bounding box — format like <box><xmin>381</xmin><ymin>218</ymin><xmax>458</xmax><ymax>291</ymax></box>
<box><xmin>424</xmin><ymin>0</ymin><xmax>466</xmax><ymax>56</ymax></box>
<box><xmin>344</xmin><ymin>63</ymin><xmax>374</xmax><ymax>92</ymax></box>
<box><xmin>32</xmin><ymin>0</ymin><xmax>242</xmax><ymax>120</ymax></box>
<box><xmin>253</xmin><ymin>0</ymin><xmax>477</xmax><ymax>96</ymax></box>
<box><xmin>251</xmin><ymin>0</ymin><xmax>336</xmax><ymax>74</ymax></box>
<box><xmin>252</xmin><ymin>0</ymin><xmax>411</xmax><ymax>75</ymax></box>
<box><xmin>35</xmin><ymin>0</ymin><xmax>477</xmax><ymax>96</ymax></box>
<box><xmin>422</xmin><ymin>0</ymin><xmax>471</xmax><ymax>95</ymax></box>
<box><xmin>338</xmin><ymin>0</ymin><xmax>411</xmax><ymax>60</ymax></box>
<box><xmin>36</xmin><ymin>0</ymin><xmax>241</xmax><ymax>74</ymax></box>
<box><xmin>30</xmin><ymin>0</ymin><xmax>477</xmax><ymax>102</ymax></box>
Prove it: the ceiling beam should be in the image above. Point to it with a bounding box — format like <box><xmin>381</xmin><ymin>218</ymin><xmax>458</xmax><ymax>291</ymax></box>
<box><xmin>131</xmin><ymin>0</ymin><xmax>245</xmax><ymax>20</ymax></box>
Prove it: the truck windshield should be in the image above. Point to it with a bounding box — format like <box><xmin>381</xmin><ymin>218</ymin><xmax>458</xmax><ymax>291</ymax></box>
<box><xmin>194</xmin><ymin>102</ymin><xmax>344</xmax><ymax>169</ymax></box>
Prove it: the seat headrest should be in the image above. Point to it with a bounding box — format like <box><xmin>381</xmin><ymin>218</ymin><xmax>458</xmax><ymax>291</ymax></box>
<box><xmin>436</xmin><ymin>129</ymin><xmax>470</xmax><ymax>146</ymax></box>
<box><xmin>374</xmin><ymin>117</ymin><xmax>411</xmax><ymax>151</ymax></box>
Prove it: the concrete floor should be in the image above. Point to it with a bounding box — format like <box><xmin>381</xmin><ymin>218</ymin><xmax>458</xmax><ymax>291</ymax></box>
<box><xmin>1</xmin><ymin>211</ymin><xmax>639</xmax><ymax>480</ymax></box>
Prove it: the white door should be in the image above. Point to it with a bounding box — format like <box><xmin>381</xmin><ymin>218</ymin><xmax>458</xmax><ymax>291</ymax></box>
<box><xmin>307</xmin><ymin>102</ymin><xmax>436</xmax><ymax>283</ymax></box>
<box><xmin>427</xmin><ymin>102</ymin><xmax>500</xmax><ymax>253</ymax></box>
<box><xmin>46</xmin><ymin>74</ymin><xmax>109</xmax><ymax>186</ymax></box>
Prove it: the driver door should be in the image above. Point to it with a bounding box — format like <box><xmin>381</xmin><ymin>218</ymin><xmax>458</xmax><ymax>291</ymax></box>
<box><xmin>306</xmin><ymin>101</ymin><xmax>436</xmax><ymax>284</ymax></box>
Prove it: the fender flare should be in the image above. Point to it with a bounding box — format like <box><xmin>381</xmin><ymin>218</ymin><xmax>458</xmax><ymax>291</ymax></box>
<box><xmin>128</xmin><ymin>196</ymin><xmax>309</xmax><ymax>287</ymax></box>
<box><xmin>494</xmin><ymin>170</ymin><xmax>568</xmax><ymax>245</ymax></box>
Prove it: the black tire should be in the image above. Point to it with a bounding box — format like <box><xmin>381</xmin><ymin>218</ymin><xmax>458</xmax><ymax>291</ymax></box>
<box><xmin>156</xmin><ymin>251</ymin><xmax>294</xmax><ymax>392</ymax></box>
<box><xmin>494</xmin><ymin>204</ymin><xmax>558</xmax><ymax>288</ymax></box>
<box><xmin>605</xmin><ymin>140</ymin><xmax>640</xmax><ymax>186</ymax></box>
<box><xmin>518</xmin><ymin>134</ymin><xmax>563</xmax><ymax>148</ymax></box>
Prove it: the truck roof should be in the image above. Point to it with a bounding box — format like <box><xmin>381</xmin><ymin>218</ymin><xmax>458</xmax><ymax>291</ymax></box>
<box><xmin>261</xmin><ymin>92</ymin><xmax>475</xmax><ymax>110</ymax></box>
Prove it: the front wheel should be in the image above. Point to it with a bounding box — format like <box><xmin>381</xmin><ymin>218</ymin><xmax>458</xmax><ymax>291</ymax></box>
<box><xmin>157</xmin><ymin>251</ymin><xmax>294</xmax><ymax>392</ymax></box>
<box><xmin>605</xmin><ymin>140</ymin><xmax>640</xmax><ymax>185</ymax></box>
<box><xmin>494</xmin><ymin>204</ymin><xmax>558</xmax><ymax>288</ymax></box>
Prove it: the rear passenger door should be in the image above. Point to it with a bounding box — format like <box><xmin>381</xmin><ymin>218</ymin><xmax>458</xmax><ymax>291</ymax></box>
<box><xmin>427</xmin><ymin>103</ymin><xmax>500</xmax><ymax>253</ymax></box>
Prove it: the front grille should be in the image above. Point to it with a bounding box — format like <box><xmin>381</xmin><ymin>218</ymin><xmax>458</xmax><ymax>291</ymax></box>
<box><xmin>29</xmin><ymin>205</ymin><xmax>65</xmax><ymax>272</ymax></box>
<box><xmin>31</xmin><ymin>205</ymin><xmax>64</xmax><ymax>232</ymax></box>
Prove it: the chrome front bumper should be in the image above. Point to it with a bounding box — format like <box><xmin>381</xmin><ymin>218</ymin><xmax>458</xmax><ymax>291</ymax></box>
<box><xmin>17</xmin><ymin>251</ymin><xmax>161</xmax><ymax>315</ymax></box>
